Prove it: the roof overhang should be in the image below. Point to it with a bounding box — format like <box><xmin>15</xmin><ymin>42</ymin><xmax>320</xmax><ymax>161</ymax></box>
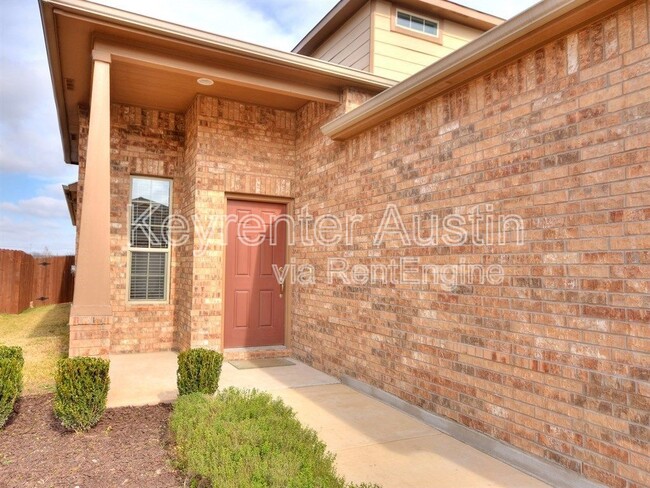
<box><xmin>322</xmin><ymin>0</ymin><xmax>633</xmax><ymax>140</ymax></box>
<box><xmin>293</xmin><ymin>0</ymin><xmax>504</xmax><ymax>55</ymax></box>
<box><xmin>62</xmin><ymin>182</ymin><xmax>78</xmax><ymax>225</ymax></box>
<box><xmin>39</xmin><ymin>0</ymin><xmax>396</xmax><ymax>164</ymax></box>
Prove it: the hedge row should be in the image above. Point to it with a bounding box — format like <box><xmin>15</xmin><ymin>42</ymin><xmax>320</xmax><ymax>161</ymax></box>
<box><xmin>170</xmin><ymin>389</ymin><xmax>380</xmax><ymax>488</ymax></box>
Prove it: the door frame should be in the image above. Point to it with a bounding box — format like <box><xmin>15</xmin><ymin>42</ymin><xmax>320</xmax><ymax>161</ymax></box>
<box><xmin>222</xmin><ymin>193</ymin><xmax>293</xmax><ymax>350</ymax></box>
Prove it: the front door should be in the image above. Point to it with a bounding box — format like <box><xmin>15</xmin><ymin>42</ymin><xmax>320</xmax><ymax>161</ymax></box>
<box><xmin>224</xmin><ymin>200</ymin><xmax>287</xmax><ymax>348</ymax></box>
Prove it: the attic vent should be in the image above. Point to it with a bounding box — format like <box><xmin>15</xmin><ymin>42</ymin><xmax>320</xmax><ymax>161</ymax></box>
<box><xmin>65</xmin><ymin>78</ymin><xmax>75</xmax><ymax>90</ymax></box>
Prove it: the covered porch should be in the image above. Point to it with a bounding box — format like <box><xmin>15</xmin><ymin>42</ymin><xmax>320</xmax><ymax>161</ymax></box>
<box><xmin>41</xmin><ymin>0</ymin><xmax>394</xmax><ymax>358</ymax></box>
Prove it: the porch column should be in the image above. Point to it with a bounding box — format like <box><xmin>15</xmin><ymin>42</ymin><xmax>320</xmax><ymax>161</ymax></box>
<box><xmin>69</xmin><ymin>50</ymin><xmax>112</xmax><ymax>357</ymax></box>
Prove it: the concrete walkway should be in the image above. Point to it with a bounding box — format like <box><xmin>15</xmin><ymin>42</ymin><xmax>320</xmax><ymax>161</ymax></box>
<box><xmin>108</xmin><ymin>351</ymin><xmax>179</xmax><ymax>407</ymax></box>
<box><xmin>108</xmin><ymin>352</ymin><xmax>549</xmax><ymax>488</ymax></box>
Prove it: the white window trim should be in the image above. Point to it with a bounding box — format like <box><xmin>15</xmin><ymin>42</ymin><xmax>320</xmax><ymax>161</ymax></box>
<box><xmin>127</xmin><ymin>176</ymin><xmax>173</xmax><ymax>305</ymax></box>
<box><xmin>395</xmin><ymin>9</ymin><xmax>441</xmax><ymax>39</ymax></box>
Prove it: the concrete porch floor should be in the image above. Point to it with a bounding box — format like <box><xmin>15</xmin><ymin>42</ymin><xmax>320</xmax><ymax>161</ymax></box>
<box><xmin>108</xmin><ymin>352</ymin><xmax>549</xmax><ymax>488</ymax></box>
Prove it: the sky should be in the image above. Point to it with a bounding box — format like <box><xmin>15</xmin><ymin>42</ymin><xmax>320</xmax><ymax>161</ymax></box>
<box><xmin>0</xmin><ymin>0</ymin><xmax>539</xmax><ymax>255</ymax></box>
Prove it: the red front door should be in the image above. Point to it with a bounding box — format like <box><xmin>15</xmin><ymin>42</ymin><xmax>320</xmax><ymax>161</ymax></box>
<box><xmin>224</xmin><ymin>200</ymin><xmax>287</xmax><ymax>348</ymax></box>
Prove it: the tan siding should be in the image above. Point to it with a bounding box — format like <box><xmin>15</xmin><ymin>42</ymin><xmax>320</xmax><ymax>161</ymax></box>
<box><xmin>444</xmin><ymin>20</ymin><xmax>485</xmax><ymax>48</ymax></box>
<box><xmin>372</xmin><ymin>0</ymin><xmax>484</xmax><ymax>80</ymax></box>
<box><xmin>350</xmin><ymin>53</ymin><xmax>371</xmax><ymax>70</ymax></box>
<box><xmin>312</xmin><ymin>3</ymin><xmax>372</xmax><ymax>71</ymax></box>
<box><xmin>372</xmin><ymin>64</ymin><xmax>416</xmax><ymax>80</ymax></box>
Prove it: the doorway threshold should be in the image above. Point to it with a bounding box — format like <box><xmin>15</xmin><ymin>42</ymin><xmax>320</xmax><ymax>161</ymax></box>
<box><xmin>223</xmin><ymin>345</ymin><xmax>290</xmax><ymax>360</ymax></box>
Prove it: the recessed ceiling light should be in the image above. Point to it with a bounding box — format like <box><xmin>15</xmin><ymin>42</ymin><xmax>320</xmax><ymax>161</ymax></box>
<box><xmin>197</xmin><ymin>78</ymin><xmax>214</xmax><ymax>86</ymax></box>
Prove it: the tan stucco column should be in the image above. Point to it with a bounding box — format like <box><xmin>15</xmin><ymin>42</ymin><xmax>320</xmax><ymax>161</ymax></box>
<box><xmin>69</xmin><ymin>50</ymin><xmax>112</xmax><ymax>357</ymax></box>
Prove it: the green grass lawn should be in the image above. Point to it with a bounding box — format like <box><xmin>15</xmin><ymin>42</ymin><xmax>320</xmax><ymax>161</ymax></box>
<box><xmin>0</xmin><ymin>304</ymin><xmax>70</xmax><ymax>395</ymax></box>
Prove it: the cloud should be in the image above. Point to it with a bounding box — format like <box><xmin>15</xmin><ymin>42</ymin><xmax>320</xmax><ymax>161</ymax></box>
<box><xmin>0</xmin><ymin>0</ymin><xmax>539</xmax><ymax>257</ymax></box>
<box><xmin>0</xmin><ymin>195</ymin><xmax>69</xmax><ymax>219</ymax></box>
<box><xmin>0</xmin><ymin>214</ymin><xmax>74</xmax><ymax>255</ymax></box>
<box><xmin>0</xmin><ymin>180</ymin><xmax>76</xmax><ymax>255</ymax></box>
<box><xmin>0</xmin><ymin>1</ymin><xmax>76</xmax><ymax>179</ymax></box>
<box><xmin>455</xmin><ymin>0</ymin><xmax>540</xmax><ymax>19</ymax></box>
<box><xmin>1</xmin><ymin>0</ymin><xmax>337</xmax><ymax>180</ymax></box>
<box><xmin>96</xmin><ymin>0</ymin><xmax>337</xmax><ymax>50</ymax></box>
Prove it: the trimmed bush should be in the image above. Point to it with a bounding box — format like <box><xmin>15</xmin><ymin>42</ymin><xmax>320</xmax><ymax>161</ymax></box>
<box><xmin>0</xmin><ymin>345</ymin><xmax>24</xmax><ymax>363</ymax></box>
<box><xmin>53</xmin><ymin>357</ymin><xmax>110</xmax><ymax>432</ymax></box>
<box><xmin>176</xmin><ymin>348</ymin><xmax>223</xmax><ymax>396</ymax></box>
<box><xmin>170</xmin><ymin>388</ymin><xmax>381</xmax><ymax>488</ymax></box>
<box><xmin>0</xmin><ymin>345</ymin><xmax>24</xmax><ymax>428</ymax></box>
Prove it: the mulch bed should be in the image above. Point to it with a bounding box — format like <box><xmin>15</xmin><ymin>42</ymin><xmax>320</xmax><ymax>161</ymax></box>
<box><xmin>0</xmin><ymin>394</ymin><xmax>181</xmax><ymax>487</ymax></box>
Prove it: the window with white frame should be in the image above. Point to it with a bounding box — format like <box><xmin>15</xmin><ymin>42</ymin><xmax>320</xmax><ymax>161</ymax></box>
<box><xmin>128</xmin><ymin>177</ymin><xmax>171</xmax><ymax>301</ymax></box>
<box><xmin>396</xmin><ymin>10</ymin><xmax>439</xmax><ymax>37</ymax></box>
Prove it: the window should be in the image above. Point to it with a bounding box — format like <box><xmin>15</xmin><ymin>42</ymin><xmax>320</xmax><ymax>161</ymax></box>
<box><xmin>128</xmin><ymin>177</ymin><xmax>171</xmax><ymax>301</ymax></box>
<box><xmin>396</xmin><ymin>10</ymin><xmax>439</xmax><ymax>37</ymax></box>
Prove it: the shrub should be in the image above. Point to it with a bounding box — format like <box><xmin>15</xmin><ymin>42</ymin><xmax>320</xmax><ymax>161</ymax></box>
<box><xmin>0</xmin><ymin>345</ymin><xmax>24</xmax><ymax>363</ymax></box>
<box><xmin>0</xmin><ymin>345</ymin><xmax>24</xmax><ymax>428</ymax></box>
<box><xmin>170</xmin><ymin>388</ymin><xmax>380</xmax><ymax>488</ymax></box>
<box><xmin>53</xmin><ymin>357</ymin><xmax>110</xmax><ymax>432</ymax></box>
<box><xmin>176</xmin><ymin>348</ymin><xmax>223</xmax><ymax>396</ymax></box>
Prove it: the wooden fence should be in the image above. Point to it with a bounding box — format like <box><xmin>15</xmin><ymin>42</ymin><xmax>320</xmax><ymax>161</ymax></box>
<box><xmin>0</xmin><ymin>250</ymin><xmax>75</xmax><ymax>314</ymax></box>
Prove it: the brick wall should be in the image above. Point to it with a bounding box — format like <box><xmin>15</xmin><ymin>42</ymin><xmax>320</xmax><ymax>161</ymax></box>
<box><xmin>73</xmin><ymin>96</ymin><xmax>297</xmax><ymax>354</ymax></box>
<box><xmin>291</xmin><ymin>2</ymin><xmax>650</xmax><ymax>487</ymax></box>
<box><xmin>75</xmin><ymin>105</ymin><xmax>184</xmax><ymax>354</ymax></box>
<box><xmin>108</xmin><ymin>104</ymin><xmax>185</xmax><ymax>353</ymax></box>
<box><xmin>179</xmin><ymin>95</ymin><xmax>296</xmax><ymax>350</ymax></box>
<box><xmin>68</xmin><ymin>1</ymin><xmax>649</xmax><ymax>485</ymax></box>
<box><xmin>174</xmin><ymin>99</ymin><xmax>197</xmax><ymax>351</ymax></box>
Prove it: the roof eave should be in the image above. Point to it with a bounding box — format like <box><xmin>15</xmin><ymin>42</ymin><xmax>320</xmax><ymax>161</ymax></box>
<box><xmin>293</xmin><ymin>0</ymin><xmax>504</xmax><ymax>55</ymax></box>
<box><xmin>62</xmin><ymin>183</ymin><xmax>78</xmax><ymax>226</ymax></box>
<box><xmin>322</xmin><ymin>0</ymin><xmax>630</xmax><ymax>140</ymax></box>
<box><xmin>40</xmin><ymin>0</ymin><xmax>398</xmax><ymax>165</ymax></box>
<box><xmin>293</xmin><ymin>0</ymin><xmax>366</xmax><ymax>55</ymax></box>
<box><xmin>40</xmin><ymin>1</ymin><xmax>73</xmax><ymax>164</ymax></box>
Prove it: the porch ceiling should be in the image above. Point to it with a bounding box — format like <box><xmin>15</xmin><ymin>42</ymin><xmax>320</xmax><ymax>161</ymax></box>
<box><xmin>40</xmin><ymin>0</ymin><xmax>395</xmax><ymax>164</ymax></box>
<box><xmin>109</xmin><ymin>59</ymin><xmax>325</xmax><ymax>114</ymax></box>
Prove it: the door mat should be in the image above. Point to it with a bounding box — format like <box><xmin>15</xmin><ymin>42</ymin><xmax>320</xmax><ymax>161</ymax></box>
<box><xmin>229</xmin><ymin>358</ymin><xmax>295</xmax><ymax>370</ymax></box>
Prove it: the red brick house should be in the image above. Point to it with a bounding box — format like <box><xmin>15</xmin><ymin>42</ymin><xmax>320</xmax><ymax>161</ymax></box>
<box><xmin>41</xmin><ymin>0</ymin><xmax>649</xmax><ymax>487</ymax></box>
